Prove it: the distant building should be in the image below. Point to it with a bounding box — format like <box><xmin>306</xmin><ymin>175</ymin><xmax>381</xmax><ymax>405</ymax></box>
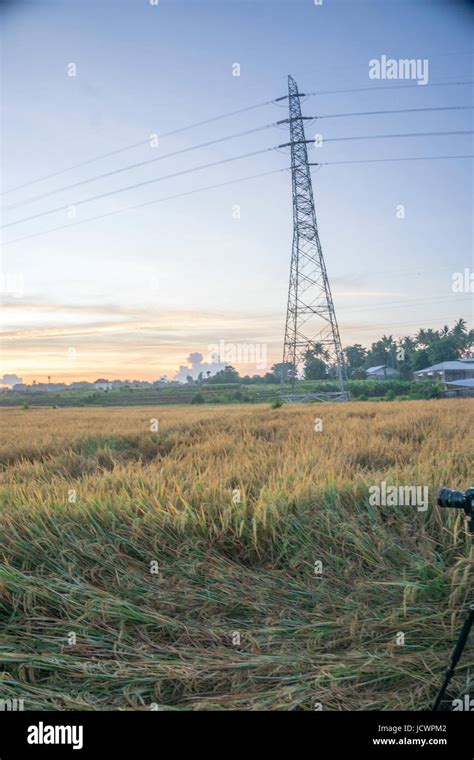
<box><xmin>366</xmin><ymin>365</ymin><xmax>399</xmax><ymax>380</ymax></box>
<box><xmin>444</xmin><ymin>377</ymin><xmax>474</xmax><ymax>398</ymax></box>
<box><xmin>414</xmin><ymin>359</ymin><xmax>474</xmax><ymax>383</ymax></box>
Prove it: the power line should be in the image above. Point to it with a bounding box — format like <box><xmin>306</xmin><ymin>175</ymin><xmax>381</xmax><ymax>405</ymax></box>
<box><xmin>310</xmin><ymin>154</ymin><xmax>474</xmax><ymax>167</ymax></box>
<box><xmin>0</xmin><ymin>167</ymin><xmax>288</xmax><ymax>247</ymax></box>
<box><xmin>5</xmin><ymin>129</ymin><xmax>472</xmax><ymax>230</ymax></box>
<box><xmin>281</xmin><ymin>130</ymin><xmax>473</xmax><ymax>150</ymax></box>
<box><xmin>5</xmin><ymin>81</ymin><xmax>472</xmax><ymax>197</ymax></box>
<box><xmin>1</xmin><ymin>97</ymin><xmax>277</xmax><ymax>197</ymax></box>
<box><xmin>305</xmin><ymin>80</ymin><xmax>474</xmax><ymax>98</ymax></box>
<box><xmin>11</xmin><ymin>105</ymin><xmax>469</xmax><ymax>211</ymax></box>
<box><xmin>3</xmin><ymin>153</ymin><xmax>470</xmax><ymax>247</ymax></box>
<box><xmin>323</xmin><ymin>129</ymin><xmax>472</xmax><ymax>143</ymax></box>
<box><xmin>1</xmin><ymin>146</ymin><xmax>279</xmax><ymax>230</ymax></box>
<box><xmin>274</xmin><ymin>80</ymin><xmax>474</xmax><ymax>102</ymax></box>
<box><xmin>312</xmin><ymin>105</ymin><xmax>474</xmax><ymax>120</ymax></box>
<box><xmin>6</xmin><ymin>121</ymin><xmax>281</xmax><ymax>211</ymax></box>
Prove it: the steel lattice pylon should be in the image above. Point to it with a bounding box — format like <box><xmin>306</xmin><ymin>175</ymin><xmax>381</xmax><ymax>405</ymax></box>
<box><xmin>281</xmin><ymin>75</ymin><xmax>349</xmax><ymax>401</ymax></box>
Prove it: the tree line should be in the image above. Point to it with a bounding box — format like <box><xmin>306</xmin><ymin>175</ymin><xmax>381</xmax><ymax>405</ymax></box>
<box><xmin>193</xmin><ymin>319</ymin><xmax>473</xmax><ymax>384</ymax></box>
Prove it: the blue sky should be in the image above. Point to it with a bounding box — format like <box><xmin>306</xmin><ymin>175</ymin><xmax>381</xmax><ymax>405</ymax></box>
<box><xmin>1</xmin><ymin>0</ymin><xmax>473</xmax><ymax>382</ymax></box>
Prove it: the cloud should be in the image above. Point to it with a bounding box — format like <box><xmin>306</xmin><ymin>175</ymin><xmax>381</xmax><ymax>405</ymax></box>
<box><xmin>0</xmin><ymin>373</ymin><xmax>22</xmax><ymax>387</ymax></box>
<box><xmin>173</xmin><ymin>351</ymin><xmax>227</xmax><ymax>383</ymax></box>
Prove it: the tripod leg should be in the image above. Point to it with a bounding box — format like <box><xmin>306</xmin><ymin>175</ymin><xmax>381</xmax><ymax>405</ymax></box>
<box><xmin>432</xmin><ymin>604</ymin><xmax>474</xmax><ymax>711</ymax></box>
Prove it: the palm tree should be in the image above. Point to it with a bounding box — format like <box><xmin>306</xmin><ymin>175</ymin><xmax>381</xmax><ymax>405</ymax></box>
<box><xmin>380</xmin><ymin>334</ymin><xmax>397</xmax><ymax>368</ymax></box>
<box><xmin>310</xmin><ymin>342</ymin><xmax>330</xmax><ymax>361</ymax></box>
<box><xmin>416</xmin><ymin>328</ymin><xmax>438</xmax><ymax>349</ymax></box>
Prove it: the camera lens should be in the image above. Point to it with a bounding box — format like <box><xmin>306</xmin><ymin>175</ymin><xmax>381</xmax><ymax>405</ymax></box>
<box><xmin>437</xmin><ymin>488</ymin><xmax>466</xmax><ymax>510</ymax></box>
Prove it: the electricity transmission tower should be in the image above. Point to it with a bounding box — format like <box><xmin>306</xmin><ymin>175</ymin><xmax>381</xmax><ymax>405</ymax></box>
<box><xmin>281</xmin><ymin>75</ymin><xmax>349</xmax><ymax>402</ymax></box>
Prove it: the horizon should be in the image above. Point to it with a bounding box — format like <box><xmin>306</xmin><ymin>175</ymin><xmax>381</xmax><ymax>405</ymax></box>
<box><xmin>2</xmin><ymin>316</ymin><xmax>472</xmax><ymax>387</ymax></box>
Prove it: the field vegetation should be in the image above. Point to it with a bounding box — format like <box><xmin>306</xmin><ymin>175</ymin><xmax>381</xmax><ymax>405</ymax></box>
<box><xmin>0</xmin><ymin>378</ymin><xmax>442</xmax><ymax>408</ymax></box>
<box><xmin>0</xmin><ymin>400</ymin><xmax>472</xmax><ymax>710</ymax></box>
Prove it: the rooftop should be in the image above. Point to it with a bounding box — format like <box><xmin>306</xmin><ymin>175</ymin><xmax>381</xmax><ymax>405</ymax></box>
<box><xmin>445</xmin><ymin>378</ymin><xmax>474</xmax><ymax>388</ymax></box>
<box><xmin>415</xmin><ymin>360</ymin><xmax>474</xmax><ymax>373</ymax></box>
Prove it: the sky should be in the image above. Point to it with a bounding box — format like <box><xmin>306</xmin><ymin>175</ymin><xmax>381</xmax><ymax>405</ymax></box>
<box><xmin>1</xmin><ymin>0</ymin><xmax>473</xmax><ymax>383</ymax></box>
